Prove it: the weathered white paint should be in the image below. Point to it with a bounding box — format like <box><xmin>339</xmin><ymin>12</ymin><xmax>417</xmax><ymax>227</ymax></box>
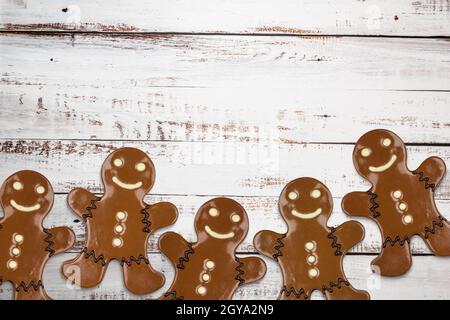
<box><xmin>1</xmin><ymin>0</ymin><xmax>450</xmax><ymax>36</ymax></box>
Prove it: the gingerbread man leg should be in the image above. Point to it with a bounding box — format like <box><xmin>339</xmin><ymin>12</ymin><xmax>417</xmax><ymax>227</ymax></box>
<box><xmin>422</xmin><ymin>219</ymin><xmax>450</xmax><ymax>256</ymax></box>
<box><xmin>122</xmin><ymin>258</ymin><xmax>165</xmax><ymax>295</ymax></box>
<box><xmin>372</xmin><ymin>240</ymin><xmax>412</xmax><ymax>276</ymax></box>
<box><xmin>325</xmin><ymin>284</ymin><xmax>369</xmax><ymax>300</ymax></box>
<box><xmin>61</xmin><ymin>250</ymin><xmax>108</xmax><ymax>288</ymax></box>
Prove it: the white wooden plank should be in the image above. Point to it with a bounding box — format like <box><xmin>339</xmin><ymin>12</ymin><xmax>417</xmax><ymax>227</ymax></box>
<box><xmin>2</xmin><ymin>85</ymin><xmax>450</xmax><ymax>143</ymax></box>
<box><xmin>1</xmin><ymin>0</ymin><xmax>450</xmax><ymax>36</ymax></box>
<box><xmin>1</xmin><ymin>34</ymin><xmax>449</xmax><ymax>93</ymax></box>
<box><xmin>0</xmin><ymin>140</ymin><xmax>448</xmax><ymax>198</ymax></box>
<box><xmin>1</xmin><ymin>254</ymin><xmax>450</xmax><ymax>300</ymax></box>
<box><xmin>5</xmin><ymin>194</ymin><xmax>445</xmax><ymax>255</ymax></box>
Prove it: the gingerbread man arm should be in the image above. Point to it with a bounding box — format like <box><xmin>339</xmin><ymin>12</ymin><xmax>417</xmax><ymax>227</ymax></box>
<box><xmin>238</xmin><ymin>257</ymin><xmax>267</xmax><ymax>284</ymax></box>
<box><xmin>341</xmin><ymin>191</ymin><xmax>376</xmax><ymax>219</ymax></box>
<box><xmin>148</xmin><ymin>202</ymin><xmax>178</xmax><ymax>233</ymax></box>
<box><xmin>331</xmin><ymin>221</ymin><xmax>365</xmax><ymax>254</ymax></box>
<box><xmin>67</xmin><ymin>188</ymin><xmax>98</xmax><ymax>218</ymax></box>
<box><xmin>414</xmin><ymin>156</ymin><xmax>446</xmax><ymax>188</ymax></box>
<box><xmin>253</xmin><ymin>230</ymin><xmax>285</xmax><ymax>260</ymax></box>
<box><xmin>158</xmin><ymin>231</ymin><xmax>190</xmax><ymax>266</ymax></box>
<box><xmin>46</xmin><ymin>227</ymin><xmax>76</xmax><ymax>255</ymax></box>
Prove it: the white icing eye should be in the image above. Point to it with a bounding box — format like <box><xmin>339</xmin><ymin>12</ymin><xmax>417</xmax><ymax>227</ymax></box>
<box><xmin>113</xmin><ymin>158</ymin><xmax>123</xmax><ymax>167</ymax></box>
<box><xmin>36</xmin><ymin>185</ymin><xmax>45</xmax><ymax>194</ymax></box>
<box><xmin>361</xmin><ymin>148</ymin><xmax>372</xmax><ymax>158</ymax></box>
<box><xmin>288</xmin><ymin>192</ymin><xmax>298</xmax><ymax>200</ymax></box>
<box><xmin>13</xmin><ymin>182</ymin><xmax>23</xmax><ymax>191</ymax></box>
<box><xmin>310</xmin><ymin>189</ymin><xmax>321</xmax><ymax>199</ymax></box>
<box><xmin>382</xmin><ymin>138</ymin><xmax>392</xmax><ymax>147</ymax></box>
<box><xmin>135</xmin><ymin>162</ymin><xmax>146</xmax><ymax>172</ymax></box>
<box><xmin>231</xmin><ymin>214</ymin><xmax>241</xmax><ymax>223</ymax></box>
<box><xmin>208</xmin><ymin>208</ymin><xmax>219</xmax><ymax>217</ymax></box>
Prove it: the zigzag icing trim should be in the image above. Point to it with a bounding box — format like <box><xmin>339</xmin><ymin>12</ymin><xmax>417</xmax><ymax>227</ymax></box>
<box><xmin>120</xmin><ymin>254</ymin><xmax>149</xmax><ymax>267</ymax></box>
<box><xmin>140</xmin><ymin>204</ymin><xmax>152</xmax><ymax>233</ymax></box>
<box><xmin>412</xmin><ymin>170</ymin><xmax>436</xmax><ymax>192</ymax></box>
<box><xmin>15</xmin><ymin>280</ymin><xmax>44</xmax><ymax>292</ymax></box>
<box><xmin>321</xmin><ymin>278</ymin><xmax>350</xmax><ymax>293</ymax></box>
<box><xmin>234</xmin><ymin>257</ymin><xmax>245</xmax><ymax>286</ymax></box>
<box><xmin>327</xmin><ymin>227</ymin><xmax>343</xmax><ymax>256</ymax></box>
<box><xmin>177</xmin><ymin>242</ymin><xmax>194</xmax><ymax>269</ymax></box>
<box><xmin>82</xmin><ymin>197</ymin><xmax>101</xmax><ymax>221</ymax></box>
<box><xmin>280</xmin><ymin>286</ymin><xmax>308</xmax><ymax>300</ymax></box>
<box><xmin>163</xmin><ymin>291</ymin><xmax>184</xmax><ymax>300</ymax></box>
<box><xmin>367</xmin><ymin>191</ymin><xmax>381</xmax><ymax>218</ymax></box>
<box><xmin>423</xmin><ymin>215</ymin><xmax>447</xmax><ymax>239</ymax></box>
<box><xmin>43</xmin><ymin>228</ymin><xmax>55</xmax><ymax>257</ymax></box>
<box><xmin>82</xmin><ymin>247</ymin><xmax>107</xmax><ymax>266</ymax></box>
<box><xmin>382</xmin><ymin>235</ymin><xmax>410</xmax><ymax>248</ymax></box>
<box><xmin>272</xmin><ymin>234</ymin><xmax>286</xmax><ymax>261</ymax></box>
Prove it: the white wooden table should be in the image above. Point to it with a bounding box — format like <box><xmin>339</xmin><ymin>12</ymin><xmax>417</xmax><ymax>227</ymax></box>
<box><xmin>1</xmin><ymin>0</ymin><xmax>450</xmax><ymax>300</ymax></box>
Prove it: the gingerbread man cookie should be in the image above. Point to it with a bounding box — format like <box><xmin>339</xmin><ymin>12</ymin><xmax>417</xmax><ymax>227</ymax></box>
<box><xmin>342</xmin><ymin>129</ymin><xmax>450</xmax><ymax>276</ymax></box>
<box><xmin>0</xmin><ymin>170</ymin><xmax>75</xmax><ymax>300</ymax></box>
<box><xmin>159</xmin><ymin>197</ymin><xmax>266</xmax><ymax>300</ymax></box>
<box><xmin>61</xmin><ymin>147</ymin><xmax>178</xmax><ymax>295</ymax></box>
<box><xmin>254</xmin><ymin>177</ymin><xmax>369</xmax><ymax>300</ymax></box>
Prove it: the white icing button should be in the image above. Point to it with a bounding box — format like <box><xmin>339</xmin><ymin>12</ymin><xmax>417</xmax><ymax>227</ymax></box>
<box><xmin>310</xmin><ymin>189</ymin><xmax>321</xmax><ymax>199</ymax></box>
<box><xmin>197</xmin><ymin>286</ymin><xmax>207</xmax><ymax>296</ymax></box>
<box><xmin>13</xmin><ymin>182</ymin><xmax>23</xmax><ymax>191</ymax></box>
<box><xmin>116</xmin><ymin>211</ymin><xmax>127</xmax><ymax>221</ymax></box>
<box><xmin>208</xmin><ymin>208</ymin><xmax>219</xmax><ymax>217</ymax></box>
<box><xmin>14</xmin><ymin>234</ymin><xmax>24</xmax><ymax>244</ymax></box>
<box><xmin>115</xmin><ymin>224</ymin><xmax>125</xmax><ymax>234</ymax></box>
<box><xmin>202</xmin><ymin>273</ymin><xmax>211</xmax><ymax>282</ymax></box>
<box><xmin>308</xmin><ymin>268</ymin><xmax>319</xmax><ymax>279</ymax></box>
<box><xmin>307</xmin><ymin>255</ymin><xmax>316</xmax><ymax>264</ymax></box>
<box><xmin>11</xmin><ymin>247</ymin><xmax>21</xmax><ymax>256</ymax></box>
<box><xmin>393</xmin><ymin>190</ymin><xmax>403</xmax><ymax>199</ymax></box>
<box><xmin>288</xmin><ymin>192</ymin><xmax>298</xmax><ymax>200</ymax></box>
<box><xmin>231</xmin><ymin>214</ymin><xmax>241</xmax><ymax>223</ymax></box>
<box><xmin>305</xmin><ymin>241</ymin><xmax>315</xmax><ymax>252</ymax></box>
<box><xmin>403</xmin><ymin>214</ymin><xmax>413</xmax><ymax>225</ymax></box>
<box><xmin>113</xmin><ymin>158</ymin><xmax>123</xmax><ymax>167</ymax></box>
<box><xmin>7</xmin><ymin>260</ymin><xmax>18</xmax><ymax>270</ymax></box>
<box><xmin>398</xmin><ymin>202</ymin><xmax>408</xmax><ymax>211</ymax></box>
<box><xmin>135</xmin><ymin>162</ymin><xmax>146</xmax><ymax>172</ymax></box>
<box><xmin>36</xmin><ymin>185</ymin><xmax>45</xmax><ymax>194</ymax></box>
<box><xmin>112</xmin><ymin>237</ymin><xmax>123</xmax><ymax>248</ymax></box>
<box><xmin>205</xmin><ymin>260</ymin><xmax>215</xmax><ymax>270</ymax></box>
<box><xmin>383</xmin><ymin>138</ymin><xmax>392</xmax><ymax>147</ymax></box>
<box><xmin>361</xmin><ymin>148</ymin><xmax>371</xmax><ymax>157</ymax></box>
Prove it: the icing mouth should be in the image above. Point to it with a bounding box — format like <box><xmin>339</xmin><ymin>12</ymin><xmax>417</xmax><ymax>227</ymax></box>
<box><xmin>112</xmin><ymin>176</ymin><xmax>143</xmax><ymax>190</ymax></box>
<box><xmin>10</xmin><ymin>199</ymin><xmax>40</xmax><ymax>212</ymax></box>
<box><xmin>369</xmin><ymin>155</ymin><xmax>397</xmax><ymax>173</ymax></box>
<box><xmin>292</xmin><ymin>208</ymin><xmax>322</xmax><ymax>219</ymax></box>
<box><xmin>205</xmin><ymin>225</ymin><xmax>235</xmax><ymax>239</ymax></box>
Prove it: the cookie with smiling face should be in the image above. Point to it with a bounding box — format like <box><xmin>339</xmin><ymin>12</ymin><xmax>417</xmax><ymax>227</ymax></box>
<box><xmin>342</xmin><ymin>129</ymin><xmax>450</xmax><ymax>276</ymax></box>
<box><xmin>254</xmin><ymin>177</ymin><xmax>369</xmax><ymax>300</ymax></box>
<box><xmin>0</xmin><ymin>170</ymin><xmax>75</xmax><ymax>300</ymax></box>
<box><xmin>159</xmin><ymin>197</ymin><xmax>266</xmax><ymax>300</ymax></box>
<box><xmin>61</xmin><ymin>147</ymin><xmax>178</xmax><ymax>295</ymax></box>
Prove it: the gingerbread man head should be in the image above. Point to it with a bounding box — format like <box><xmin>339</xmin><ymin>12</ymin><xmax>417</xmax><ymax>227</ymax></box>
<box><xmin>352</xmin><ymin>129</ymin><xmax>407</xmax><ymax>182</ymax></box>
<box><xmin>0</xmin><ymin>170</ymin><xmax>54</xmax><ymax>220</ymax></box>
<box><xmin>279</xmin><ymin>177</ymin><xmax>333</xmax><ymax>226</ymax></box>
<box><xmin>101</xmin><ymin>147</ymin><xmax>155</xmax><ymax>197</ymax></box>
<box><xmin>195</xmin><ymin>198</ymin><xmax>249</xmax><ymax>246</ymax></box>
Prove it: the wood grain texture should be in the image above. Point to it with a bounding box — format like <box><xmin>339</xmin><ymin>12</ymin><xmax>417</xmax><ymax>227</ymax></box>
<box><xmin>10</xmin><ymin>194</ymin><xmax>447</xmax><ymax>255</ymax></box>
<box><xmin>1</xmin><ymin>253</ymin><xmax>450</xmax><ymax>300</ymax></box>
<box><xmin>0</xmin><ymin>139</ymin><xmax>448</xmax><ymax>198</ymax></box>
<box><xmin>1</xmin><ymin>0</ymin><xmax>450</xmax><ymax>36</ymax></box>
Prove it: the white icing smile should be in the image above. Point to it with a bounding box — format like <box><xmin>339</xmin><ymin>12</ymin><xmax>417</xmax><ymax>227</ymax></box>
<box><xmin>10</xmin><ymin>200</ymin><xmax>40</xmax><ymax>212</ymax></box>
<box><xmin>204</xmin><ymin>225</ymin><xmax>235</xmax><ymax>239</ymax></box>
<box><xmin>112</xmin><ymin>176</ymin><xmax>143</xmax><ymax>190</ymax></box>
<box><xmin>292</xmin><ymin>208</ymin><xmax>322</xmax><ymax>219</ymax></box>
<box><xmin>369</xmin><ymin>155</ymin><xmax>397</xmax><ymax>173</ymax></box>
